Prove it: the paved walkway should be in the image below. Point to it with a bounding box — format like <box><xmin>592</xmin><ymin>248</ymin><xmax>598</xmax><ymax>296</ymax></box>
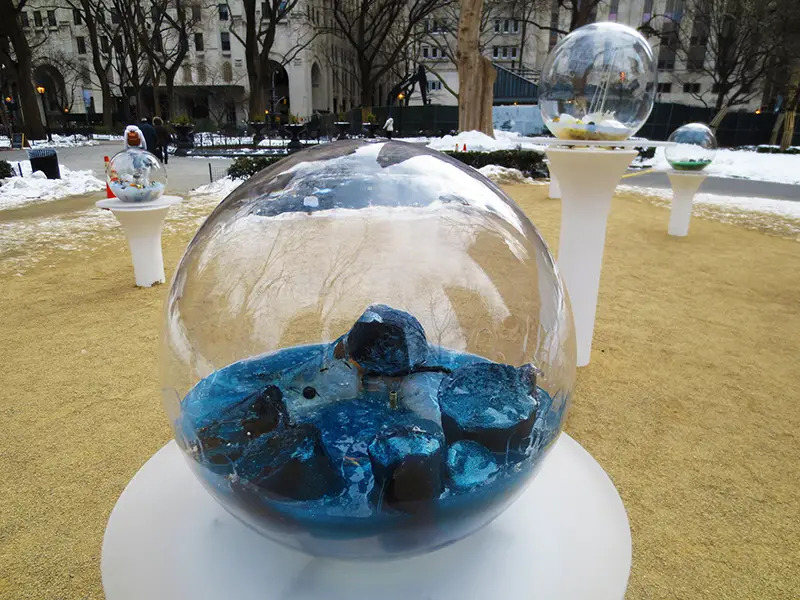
<box><xmin>1</xmin><ymin>142</ymin><xmax>233</xmax><ymax>196</ymax></box>
<box><xmin>624</xmin><ymin>169</ymin><xmax>800</xmax><ymax>202</ymax></box>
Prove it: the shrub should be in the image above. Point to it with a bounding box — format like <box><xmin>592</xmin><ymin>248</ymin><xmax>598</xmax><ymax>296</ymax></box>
<box><xmin>228</xmin><ymin>149</ymin><xmax>549</xmax><ymax>180</ymax></box>
<box><xmin>172</xmin><ymin>114</ymin><xmax>193</xmax><ymax>126</ymax></box>
<box><xmin>0</xmin><ymin>160</ymin><xmax>13</xmax><ymax>179</ymax></box>
<box><xmin>227</xmin><ymin>156</ymin><xmax>285</xmax><ymax>179</ymax></box>
<box><xmin>443</xmin><ymin>150</ymin><xmax>547</xmax><ymax>178</ymax></box>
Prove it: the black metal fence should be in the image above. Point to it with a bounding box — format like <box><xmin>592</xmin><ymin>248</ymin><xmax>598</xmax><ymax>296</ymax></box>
<box><xmin>639</xmin><ymin>102</ymin><xmax>799</xmax><ymax>147</ymax></box>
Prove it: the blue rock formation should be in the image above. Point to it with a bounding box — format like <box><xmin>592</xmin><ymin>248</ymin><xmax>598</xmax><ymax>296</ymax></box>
<box><xmin>438</xmin><ymin>362</ymin><xmax>539</xmax><ymax>455</ymax></box>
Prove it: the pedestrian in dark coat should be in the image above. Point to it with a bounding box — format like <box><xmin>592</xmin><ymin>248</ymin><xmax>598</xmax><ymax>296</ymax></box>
<box><xmin>138</xmin><ymin>117</ymin><xmax>158</xmax><ymax>154</ymax></box>
<box><xmin>152</xmin><ymin>116</ymin><xmax>172</xmax><ymax>164</ymax></box>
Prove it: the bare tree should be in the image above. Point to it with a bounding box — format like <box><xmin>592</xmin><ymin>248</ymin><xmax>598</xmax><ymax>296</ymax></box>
<box><xmin>223</xmin><ymin>0</ymin><xmax>316</xmax><ymax>119</ymax></box>
<box><xmin>0</xmin><ymin>0</ymin><xmax>46</xmax><ymax>138</ymax></box>
<box><xmin>328</xmin><ymin>0</ymin><xmax>449</xmax><ymax>111</ymax></box>
<box><xmin>644</xmin><ymin>0</ymin><xmax>786</xmax><ymax>127</ymax></box>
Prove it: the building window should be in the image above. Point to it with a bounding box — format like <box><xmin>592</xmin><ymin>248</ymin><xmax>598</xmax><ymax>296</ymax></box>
<box><xmin>503</xmin><ymin>19</ymin><xmax>509</xmax><ymax>33</ymax></box>
<box><xmin>194</xmin><ymin>32</ymin><xmax>204</xmax><ymax>51</ymax></box>
<box><xmin>492</xmin><ymin>46</ymin><xmax>499</xmax><ymax>58</ymax></box>
<box><xmin>191</xmin><ymin>4</ymin><xmax>201</xmax><ymax>20</ymax></box>
<box><xmin>100</xmin><ymin>36</ymin><xmax>109</xmax><ymax>53</ymax></box>
<box><xmin>47</xmin><ymin>10</ymin><xmax>56</xmax><ymax>26</ymax></box>
<box><xmin>511</xmin><ymin>47</ymin><xmax>518</xmax><ymax>58</ymax></box>
<box><xmin>218</xmin><ymin>4</ymin><xmax>229</xmax><ymax>20</ymax></box>
<box><xmin>225</xmin><ymin>102</ymin><xmax>236</xmax><ymax>123</ymax></box>
<box><xmin>153</xmin><ymin>33</ymin><xmax>163</xmax><ymax>52</ymax></box>
<box><xmin>182</xmin><ymin>64</ymin><xmax>192</xmax><ymax>83</ymax></box>
<box><xmin>502</xmin><ymin>47</ymin><xmax>508</xmax><ymax>58</ymax></box>
<box><xmin>96</xmin><ymin>8</ymin><xmax>104</xmax><ymax>23</ymax></box>
<box><xmin>608</xmin><ymin>0</ymin><xmax>619</xmax><ymax>21</ymax></box>
<box><xmin>431</xmin><ymin>46</ymin><xmax>439</xmax><ymax>58</ymax></box>
<box><xmin>197</xmin><ymin>61</ymin><xmax>206</xmax><ymax>83</ymax></box>
<box><xmin>422</xmin><ymin>46</ymin><xmax>428</xmax><ymax>58</ymax></box>
<box><xmin>222</xmin><ymin>61</ymin><xmax>233</xmax><ymax>82</ymax></box>
<box><xmin>428</xmin><ymin>80</ymin><xmax>442</xmax><ymax>91</ymax></box>
<box><xmin>34</xmin><ymin>10</ymin><xmax>43</xmax><ymax>27</ymax></box>
<box><xmin>665</xmin><ymin>0</ymin><xmax>684</xmax><ymax>22</ymax></box>
<box><xmin>21</xmin><ymin>11</ymin><xmax>29</xmax><ymax>27</ymax></box>
<box><xmin>220</xmin><ymin>31</ymin><xmax>231</xmax><ymax>52</ymax></box>
<box><xmin>657</xmin><ymin>82</ymin><xmax>672</xmax><ymax>94</ymax></box>
<box><xmin>494</xmin><ymin>19</ymin><xmax>500</xmax><ymax>33</ymax></box>
<box><xmin>658</xmin><ymin>22</ymin><xmax>678</xmax><ymax>70</ymax></box>
<box><xmin>111</xmin><ymin>9</ymin><xmax>119</xmax><ymax>23</ymax></box>
<box><xmin>682</xmin><ymin>82</ymin><xmax>700</xmax><ymax>94</ymax></box>
<box><xmin>73</xmin><ymin>9</ymin><xmax>81</xmax><ymax>25</ymax></box>
<box><xmin>77</xmin><ymin>36</ymin><xmax>87</xmax><ymax>54</ymax></box>
<box><xmin>513</xmin><ymin>20</ymin><xmax>519</xmax><ymax>33</ymax></box>
<box><xmin>711</xmin><ymin>83</ymin><xmax>721</xmax><ymax>93</ymax></box>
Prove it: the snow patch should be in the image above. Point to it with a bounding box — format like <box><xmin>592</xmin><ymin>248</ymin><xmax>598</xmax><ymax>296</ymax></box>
<box><xmin>424</xmin><ymin>129</ymin><xmax>546</xmax><ymax>153</ymax></box>
<box><xmin>477</xmin><ymin>165</ymin><xmax>535</xmax><ymax>184</ymax></box>
<box><xmin>0</xmin><ymin>161</ymin><xmax>105</xmax><ymax>210</ymax></box>
<box><xmin>191</xmin><ymin>176</ymin><xmax>244</xmax><ymax>199</ymax></box>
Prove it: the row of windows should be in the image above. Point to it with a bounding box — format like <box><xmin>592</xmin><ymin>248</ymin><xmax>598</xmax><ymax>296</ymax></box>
<box><xmin>421</xmin><ymin>46</ymin><xmax>447</xmax><ymax>60</ymax></box>
<box><xmin>218</xmin><ymin>2</ymin><xmax>288</xmax><ymax>21</ymax></box>
<box><xmin>70</xmin><ymin>32</ymin><xmax>230</xmax><ymax>56</ymax></box>
<box><xmin>494</xmin><ymin>19</ymin><xmax>520</xmax><ymax>34</ymax></box>
<box><xmin>492</xmin><ymin>46</ymin><xmax>518</xmax><ymax>59</ymax></box>
<box><xmin>657</xmin><ymin>82</ymin><xmax>701</xmax><ymax>94</ymax></box>
<box><xmin>427</xmin><ymin>80</ymin><xmax>442</xmax><ymax>91</ymax></box>
<box><xmin>20</xmin><ymin>10</ymin><xmax>57</xmax><ymax>27</ymax></box>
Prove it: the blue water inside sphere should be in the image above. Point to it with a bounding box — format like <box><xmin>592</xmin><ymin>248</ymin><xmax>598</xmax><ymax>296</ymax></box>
<box><xmin>163</xmin><ymin>140</ymin><xmax>576</xmax><ymax>558</ymax></box>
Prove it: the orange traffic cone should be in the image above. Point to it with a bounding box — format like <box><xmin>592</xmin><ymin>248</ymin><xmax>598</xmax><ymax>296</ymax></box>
<box><xmin>104</xmin><ymin>155</ymin><xmax>115</xmax><ymax>198</ymax></box>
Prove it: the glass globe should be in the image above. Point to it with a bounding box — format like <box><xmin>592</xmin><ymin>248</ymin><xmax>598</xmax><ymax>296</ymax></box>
<box><xmin>539</xmin><ymin>22</ymin><xmax>657</xmax><ymax>141</ymax></box>
<box><xmin>665</xmin><ymin>122</ymin><xmax>717</xmax><ymax>170</ymax></box>
<box><xmin>107</xmin><ymin>148</ymin><xmax>167</xmax><ymax>202</ymax></box>
<box><xmin>161</xmin><ymin>140</ymin><xmax>576</xmax><ymax>559</ymax></box>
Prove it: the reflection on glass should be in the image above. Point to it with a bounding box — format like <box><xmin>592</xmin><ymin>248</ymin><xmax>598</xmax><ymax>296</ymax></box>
<box><xmin>665</xmin><ymin>122</ymin><xmax>717</xmax><ymax>171</ymax></box>
<box><xmin>161</xmin><ymin>140</ymin><xmax>576</xmax><ymax>558</ymax></box>
<box><xmin>107</xmin><ymin>148</ymin><xmax>168</xmax><ymax>202</ymax></box>
<box><xmin>539</xmin><ymin>22</ymin><xmax>657</xmax><ymax>141</ymax></box>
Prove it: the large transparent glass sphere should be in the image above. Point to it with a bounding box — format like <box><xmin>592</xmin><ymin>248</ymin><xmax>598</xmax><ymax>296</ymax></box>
<box><xmin>161</xmin><ymin>140</ymin><xmax>576</xmax><ymax>559</ymax></box>
<box><xmin>539</xmin><ymin>22</ymin><xmax>657</xmax><ymax>141</ymax></box>
<box><xmin>107</xmin><ymin>148</ymin><xmax>167</xmax><ymax>202</ymax></box>
<box><xmin>665</xmin><ymin>122</ymin><xmax>717</xmax><ymax>170</ymax></box>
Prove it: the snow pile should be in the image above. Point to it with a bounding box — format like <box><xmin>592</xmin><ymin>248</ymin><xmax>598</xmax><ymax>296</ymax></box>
<box><xmin>191</xmin><ymin>176</ymin><xmax>244</xmax><ymax>199</ymax></box>
<box><xmin>0</xmin><ymin>161</ymin><xmax>104</xmax><ymax>210</ymax></box>
<box><xmin>417</xmin><ymin>129</ymin><xmax>546</xmax><ymax>152</ymax></box>
<box><xmin>619</xmin><ymin>184</ymin><xmax>800</xmax><ymax>240</ymax></box>
<box><xmin>477</xmin><ymin>165</ymin><xmax>535</xmax><ymax>184</ymax></box>
<box><xmin>647</xmin><ymin>147</ymin><xmax>800</xmax><ymax>185</ymax></box>
<box><xmin>93</xmin><ymin>134</ymin><xmax>124</xmax><ymax>142</ymax></box>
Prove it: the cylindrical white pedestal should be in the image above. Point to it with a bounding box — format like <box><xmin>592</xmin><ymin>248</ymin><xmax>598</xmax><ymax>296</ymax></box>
<box><xmin>546</xmin><ymin>148</ymin><xmax>638</xmax><ymax>367</ymax></box>
<box><xmin>666</xmin><ymin>171</ymin><xmax>707</xmax><ymax>237</ymax></box>
<box><xmin>101</xmin><ymin>434</ymin><xmax>631</xmax><ymax>600</ymax></box>
<box><xmin>549</xmin><ymin>172</ymin><xmax>561</xmax><ymax>199</ymax></box>
<box><xmin>97</xmin><ymin>196</ymin><xmax>181</xmax><ymax>287</ymax></box>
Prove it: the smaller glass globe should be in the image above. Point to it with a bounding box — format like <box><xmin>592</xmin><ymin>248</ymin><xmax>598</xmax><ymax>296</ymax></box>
<box><xmin>107</xmin><ymin>148</ymin><xmax>168</xmax><ymax>202</ymax></box>
<box><xmin>539</xmin><ymin>22</ymin><xmax>657</xmax><ymax>141</ymax></box>
<box><xmin>665</xmin><ymin>122</ymin><xmax>717</xmax><ymax>171</ymax></box>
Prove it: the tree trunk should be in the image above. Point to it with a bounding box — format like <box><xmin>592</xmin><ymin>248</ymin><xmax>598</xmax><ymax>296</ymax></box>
<box><xmin>101</xmin><ymin>82</ymin><xmax>113</xmax><ymax>129</ymax></box>
<box><xmin>769</xmin><ymin>112</ymin><xmax>785</xmax><ymax>145</ymax></box>
<box><xmin>5</xmin><ymin>15</ymin><xmax>45</xmax><ymax>139</ymax></box>
<box><xmin>710</xmin><ymin>104</ymin><xmax>730</xmax><ymax>130</ymax></box>
<box><xmin>456</xmin><ymin>0</ymin><xmax>495</xmax><ymax>136</ymax></box>
<box><xmin>780</xmin><ymin>110</ymin><xmax>796</xmax><ymax>151</ymax></box>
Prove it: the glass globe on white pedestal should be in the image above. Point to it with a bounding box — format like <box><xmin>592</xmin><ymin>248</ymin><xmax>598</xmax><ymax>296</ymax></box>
<box><xmin>539</xmin><ymin>22</ymin><xmax>657</xmax><ymax>141</ymax></box>
<box><xmin>665</xmin><ymin>122</ymin><xmax>717</xmax><ymax>171</ymax></box>
<box><xmin>161</xmin><ymin>140</ymin><xmax>577</xmax><ymax>560</ymax></box>
<box><xmin>107</xmin><ymin>148</ymin><xmax>168</xmax><ymax>203</ymax></box>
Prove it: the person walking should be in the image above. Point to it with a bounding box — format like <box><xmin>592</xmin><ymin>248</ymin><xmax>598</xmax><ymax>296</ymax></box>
<box><xmin>383</xmin><ymin>116</ymin><xmax>394</xmax><ymax>139</ymax></box>
<box><xmin>152</xmin><ymin>116</ymin><xmax>172</xmax><ymax>164</ymax></box>
<box><xmin>138</xmin><ymin>117</ymin><xmax>158</xmax><ymax>154</ymax></box>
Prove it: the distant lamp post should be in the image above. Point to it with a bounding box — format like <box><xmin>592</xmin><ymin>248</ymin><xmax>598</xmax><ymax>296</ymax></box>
<box><xmin>4</xmin><ymin>96</ymin><xmax>11</xmax><ymax>103</ymax></box>
<box><xmin>36</xmin><ymin>84</ymin><xmax>51</xmax><ymax>138</ymax></box>
<box><xmin>64</xmin><ymin>107</ymin><xmax>69</xmax><ymax>113</ymax></box>
<box><xmin>755</xmin><ymin>108</ymin><xmax>762</xmax><ymax>115</ymax></box>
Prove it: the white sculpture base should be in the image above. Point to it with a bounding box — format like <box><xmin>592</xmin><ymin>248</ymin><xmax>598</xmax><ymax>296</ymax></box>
<box><xmin>549</xmin><ymin>172</ymin><xmax>561</xmax><ymax>198</ymax></box>
<box><xmin>97</xmin><ymin>196</ymin><xmax>181</xmax><ymax>287</ymax></box>
<box><xmin>101</xmin><ymin>434</ymin><xmax>631</xmax><ymax>600</ymax></box>
<box><xmin>545</xmin><ymin>148</ymin><xmax>638</xmax><ymax>367</ymax></box>
<box><xmin>666</xmin><ymin>171</ymin><xmax>707</xmax><ymax>237</ymax></box>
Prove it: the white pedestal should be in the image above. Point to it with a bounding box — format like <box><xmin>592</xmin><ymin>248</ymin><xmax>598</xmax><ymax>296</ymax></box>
<box><xmin>549</xmin><ymin>171</ymin><xmax>561</xmax><ymax>198</ymax></box>
<box><xmin>545</xmin><ymin>148</ymin><xmax>638</xmax><ymax>367</ymax></box>
<box><xmin>101</xmin><ymin>434</ymin><xmax>631</xmax><ymax>600</ymax></box>
<box><xmin>666</xmin><ymin>171</ymin><xmax>707</xmax><ymax>237</ymax></box>
<box><xmin>97</xmin><ymin>196</ymin><xmax>181</xmax><ymax>287</ymax></box>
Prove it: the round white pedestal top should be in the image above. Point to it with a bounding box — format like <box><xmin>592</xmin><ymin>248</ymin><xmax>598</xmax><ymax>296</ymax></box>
<box><xmin>529</xmin><ymin>136</ymin><xmax>674</xmax><ymax>149</ymax></box>
<box><xmin>101</xmin><ymin>434</ymin><xmax>632</xmax><ymax>600</ymax></box>
<box><xmin>96</xmin><ymin>195</ymin><xmax>182</xmax><ymax>211</ymax></box>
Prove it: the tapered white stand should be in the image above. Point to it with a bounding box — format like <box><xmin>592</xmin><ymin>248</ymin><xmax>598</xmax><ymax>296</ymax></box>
<box><xmin>545</xmin><ymin>148</ymin><xmax>638</xmax><ymax>366</ymax></box>
<box><xmin>548</xmin><ymin>170</ymin><xmax>561</xmax><ymax>199</ymax></box>
<box><xmin>97</xmin><ymin>196</ymin><xmax>181</xmax><ymax>287</ymax></box>
<box><xmin>666</xmin><ymin>171</ymin><xmax>707</xmax><ymax>237</ymax></box>
<box><xmin>101</xmin><ymin>434</ymin><xmax>631</xmax><ymax>600</ymax></box>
